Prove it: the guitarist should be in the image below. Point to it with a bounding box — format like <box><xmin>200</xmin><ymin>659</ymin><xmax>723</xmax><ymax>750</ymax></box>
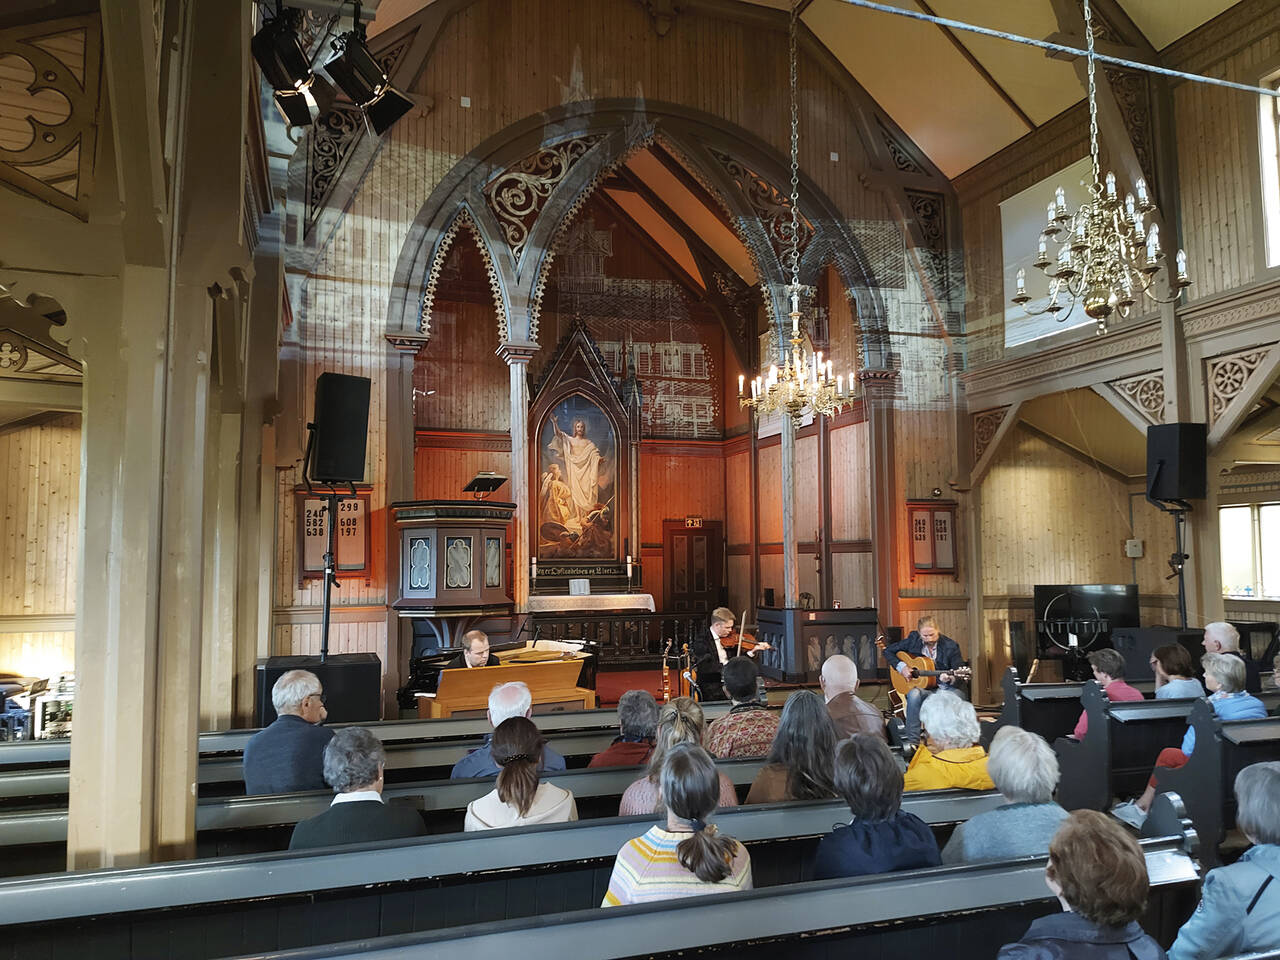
<box><xmin>881</xmin><ymin>615</ymin><xmax>966</xmax><ymax>750</ymax></box>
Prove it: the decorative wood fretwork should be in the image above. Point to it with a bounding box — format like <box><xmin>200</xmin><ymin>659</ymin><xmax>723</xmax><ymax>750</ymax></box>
<box><xmin>972</xmin><ymin>406</ymin><xmax>1009</xmax><ymax>462</ymax></box>
<box><xmin>485</xmin><ymin>136</ymin><xmax>602</xmax><ymax>261</ymax></box>
<box><xmin>903</xmin><ymin>188</ymin><xmax>949</xmax><ymax>295</ymax></box>
<box><xmin>304</xmin><ymin>105</ymin><xmax>364</xmax><ymax>239</ymax></box>
<box><xmin>635</xmin><ymin>0</ymin><xmax>684</xmax><ymax>36</ymax></box>
<box><xmin>0</xmin><ymin>283</ymin><xmax>80</xmax><ymax>382</ymax></box>
<box><xmin>709</xmin><ymin>148</ymin><xmax>813</xmax><ymax>266</ymax></box>
<box><xmin>0</xmin><ymin>14</ymin><xmax>103</xmax><ymax>220</ymax></box>
<box><xmin>1105</xmin><ymin>67</ymin><xmax>1156</xmax><ymax>195</ymax></box>
<box><xmin>876</xmin><ymin>117</ymin><xmax>924</xmax><ymax>175</ymax></box>
<box><xmin>1110</xmin><ymin>370</ymin><xmax>1165</xmax><ymax>425</ymax></box>
<box><xmin>420</xmin><ymin>209</ymin><xmax>506</xmax><ymax>340</ymax></box>
<box><xmin>1207</xmin><ymin>347</ymin><xmax>1273</xmax><ymax>426</ymax></box>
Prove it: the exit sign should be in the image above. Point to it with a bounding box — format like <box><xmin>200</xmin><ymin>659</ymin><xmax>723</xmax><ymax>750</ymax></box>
<box><xmin>685</xmin><ymin>516</ymin><xmax>703</xmax><ymax>528</ymax></box>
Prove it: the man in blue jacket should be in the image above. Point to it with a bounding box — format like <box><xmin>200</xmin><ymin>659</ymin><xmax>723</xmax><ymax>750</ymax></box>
<box><xmin>881</xmin><ymin>615</ymin><xmax>965</xmax><ymax>748</ymax></box>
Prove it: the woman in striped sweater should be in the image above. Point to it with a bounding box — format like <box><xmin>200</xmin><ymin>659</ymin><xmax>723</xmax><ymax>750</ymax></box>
<box><xmin>602</xmin><ymin>743</ymin><xmax>752</xmax><ymax>906</ymax></box>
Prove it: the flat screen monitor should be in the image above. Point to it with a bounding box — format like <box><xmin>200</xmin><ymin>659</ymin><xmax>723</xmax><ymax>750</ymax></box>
<box><xmin>1034</xmin><ymin>583</ymin><xmax>1139</xmax><ymax>656</ymax></box>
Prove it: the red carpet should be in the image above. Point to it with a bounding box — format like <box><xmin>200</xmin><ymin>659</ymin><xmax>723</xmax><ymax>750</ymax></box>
<box><xmin>596</xmin><ymin>669</ymin><xmax>665</xmax><ymax>706</ymax></box>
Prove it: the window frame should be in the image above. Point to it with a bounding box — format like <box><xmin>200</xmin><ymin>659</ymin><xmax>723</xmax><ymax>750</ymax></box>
<box><xmin>1220</xmin><ymin>501</ymin><xmax>1280</xmax><ymax>600</ymax></box>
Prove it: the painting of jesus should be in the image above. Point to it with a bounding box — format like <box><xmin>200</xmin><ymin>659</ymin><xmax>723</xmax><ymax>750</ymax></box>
<box><xmin>537</xmin><ymin>395</ymin><xmax>616</xmax><ymax>559</ymax></box>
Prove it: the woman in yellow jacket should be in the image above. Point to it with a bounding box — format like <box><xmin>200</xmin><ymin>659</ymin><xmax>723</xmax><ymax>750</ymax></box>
<box><xmin>903</xmin><ymin>691</ymin><xmax>994</xmax><ymax>792</ymax></box>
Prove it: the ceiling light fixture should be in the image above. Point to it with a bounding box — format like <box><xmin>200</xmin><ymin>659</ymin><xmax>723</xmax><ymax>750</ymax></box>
<box><xmin>1011</xmin><ymin>0</ymin><xmax>1190</xmax><ymax>335</ymax></box>
<box><xmin>323</xmin><ymin>2</ymin><xmax>414</xmax><ymax>135</ymax></box>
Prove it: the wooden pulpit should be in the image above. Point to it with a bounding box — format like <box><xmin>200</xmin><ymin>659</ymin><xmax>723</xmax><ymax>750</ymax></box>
<box><xmin>417</xmin><ymin>651</ymin><xmax>596</xmax><ymax>718</ymax></box>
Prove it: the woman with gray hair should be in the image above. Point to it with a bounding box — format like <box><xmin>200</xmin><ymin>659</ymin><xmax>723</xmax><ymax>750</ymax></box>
<box><xmin>903</xmin><ymin>690</ymin><xmax>995</xmax><ymax>792</ymax></box>
<box><xmin>1115</xmin><ymin>652</ymin><xmax>1267</xmax><ymax>827</ymax></box>
<box><xmin>941</xmin><ymin>726</ymin><xmax>1068</xmax><ymax>863</ymax></box>
<box><xmin>288</xmin><ymin>727</ymin><xmax>426</xmax><ymax>850</ymax></box>
<box><xmin>1168</xmin><ymin>762</ymin><xmax>1280</xmax><ymax>958</ymax></box>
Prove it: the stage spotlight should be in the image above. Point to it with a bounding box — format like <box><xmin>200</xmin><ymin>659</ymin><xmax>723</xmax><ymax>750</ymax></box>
<box><xmin>252</xmin><ymin>7</ymin><xmax>321</xmax><ymax>126</ymax></box>
<box><xmin>323</xmin><ymin>4</ymin><xmax>414</xmax><ymax>135</ymax></box>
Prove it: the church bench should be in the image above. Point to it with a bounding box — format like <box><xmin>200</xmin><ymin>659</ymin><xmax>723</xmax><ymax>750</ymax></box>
<box><xmin>1145</xmin><ymin>703</ymin><xmax>1280</xmax><ymax>867</ymax></box>
<box><xmin>986</xmin><ymin>666</ymin><xmax>1162</xmax><ymax>747</ymax></box>
<box><xmin>1054</xmin><ymin>682</ymin><xmax>1201</xmax><ymax>811</ymax></box>
<box><xmin>207</xmin><ymin>834</ymin><xmax>1199</xmax><ymax>960</ymax></box>
<box><xmin>0</xmin><ymin>757</ymin><xmax>770</xmax><ymax>876</ymax></box>
<box><xmin>0</xmin><ymin>788</ymin><xmax>1007</xmax><ymax>959</ymax></box>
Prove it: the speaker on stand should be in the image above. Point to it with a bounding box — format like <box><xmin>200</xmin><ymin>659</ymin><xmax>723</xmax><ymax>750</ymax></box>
<box><xmin>1145</xmin><ymin>422</ymin><xmax>1207</xmax><ymax>630</ymax></box>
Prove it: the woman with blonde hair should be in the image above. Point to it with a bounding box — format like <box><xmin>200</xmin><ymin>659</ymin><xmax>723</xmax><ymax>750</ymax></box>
<box><xmin>464</xmin><ymin>717</ymin><xmax>577</xmax><ymax>830</ymax></box>
<box><xmin>619</xmin><ymin>697</ymin><xmax>738</xmax><ymax>816</ymax></box>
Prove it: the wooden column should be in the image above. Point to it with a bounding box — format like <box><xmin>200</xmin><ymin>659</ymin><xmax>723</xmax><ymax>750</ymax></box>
<box><xmin>780</xmin><ymin>414</ymin><xmax>800</xmax><ymax>608</ymax></box>
<box><xmin>817</xmin><ymin>413</ymin><xmax>834</xmax><ymax>607</ymax></box>
<box><xmin>749</xmin><ymin>415</ymin><xmax>761</xmax><ymax>614</ymax></box>
<box><xmin>200</xmin><ymin>405</ymin><xmax>242</xmax><ymax>730</ymax></box>
<box><xmin>500</xmin><ymin>344</ymin><xmax>537</xmax><ymax>611</ymax></box>
<box><xmin>861</xmin><ymin>369</ymin><xmax>901</xmax><ymax>629</ymax></box>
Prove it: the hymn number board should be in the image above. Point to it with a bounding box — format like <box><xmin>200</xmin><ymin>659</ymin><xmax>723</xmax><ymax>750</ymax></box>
<box><xmin>296</xmin><ymin>486</ymin><xmax>373</xmax><ymax>586</ymax></box>
<box><xmin>907</xmin><ymin>500</ymin><xmax>958</xmax><ymax>581</ymax></box>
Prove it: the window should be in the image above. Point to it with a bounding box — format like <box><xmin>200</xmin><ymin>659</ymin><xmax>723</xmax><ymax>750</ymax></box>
<box><xmin>1261</xmin><ymin>72</ymin><xmax>1280</xmax><ymax>268</ymax></box>
<box><xmin>1220</xmin><ymin>502</ymin><xmax>1280</xmax><ymax>599</ymax></box>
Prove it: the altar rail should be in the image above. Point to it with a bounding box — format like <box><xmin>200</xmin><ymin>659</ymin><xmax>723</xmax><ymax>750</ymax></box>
<box><xmin>530</xmin><ymin>612</ymin><xmax>704</xmax><ymax>664</ymax></box>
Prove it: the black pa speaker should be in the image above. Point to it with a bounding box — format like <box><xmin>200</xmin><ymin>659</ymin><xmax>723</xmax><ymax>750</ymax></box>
<box><xmin>254</xmin><ymin>653</ymin><xmax>382</xmax><ymax>726</ymax></box>
<box><xmin>1146</xmin><ymin>422</ymin><xmax>1206</xmax><ymax>501</ymax></box>
<box><xmin>311</xmin><ymin>373</ymin><xmax>370</xmax><ymax>484</ymax></box>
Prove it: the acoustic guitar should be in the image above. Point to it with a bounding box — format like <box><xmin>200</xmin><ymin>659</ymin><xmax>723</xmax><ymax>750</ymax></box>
<box><xmin>874</xmin><ymin>636</ymin><xmax>973</xmax><ymax>714</ymax></box>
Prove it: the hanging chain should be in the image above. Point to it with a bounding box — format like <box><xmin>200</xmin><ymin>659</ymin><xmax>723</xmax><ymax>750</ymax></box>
<box><xmin>1083</xmin><ymin>0</ymin><xmax>1101</xmax><ymax>187</ymax></box>
<box><xmin>788</xmin><ymin>0</ymin><xmax>801</xmax><ymax>297</ymax></box>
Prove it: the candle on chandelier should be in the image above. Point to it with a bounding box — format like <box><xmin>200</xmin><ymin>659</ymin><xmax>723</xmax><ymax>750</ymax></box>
<box><xmin>1105</xmin><ymin>172</ymin><xmax>1117</xmax><ymax>198</ymax></box>
<box><xmin>1136</xmin><ymin>178</ymin><xmax>1149</xmax><ymax>204</ymax></box>
<box><xmin>826</xmin><ymin>360</ymin><xmax>833</xmax><ymax>381</ymax></box>
<box><xmin>837</xmin><ymin>374</ymin><xmax>844</xmax><ymax>395</ymax></box>
<box><xmin>1016</xmin><ymin>268</ymin><xmax>1026</xmax><ymax>295</ymax></box>
<box><xmin>1146</xmin><ymin>223</ymin><xmax>1161</xmax><ymax>261</ymax></box>
<box><xmin>1055</xmin><ymin>186</ymin><xmax>1066</xmax><ymax>210</ymax></box>
<box><xmin>1176</xmin><ymin>249</ymin><xmax>1188</xmax><ymax>279</ymax></box>
<box><xmin>1125</xmin><ymin>194</ymin><xmax>1136</xmax><ymax>218</ymax></box>
<box><xmin>751</xmin><ymin>377</ymin><xmax>759</xmax><ymax>399</ymax></box>
<box><xmin>1133</xmin><ymin>211</ymin><xmax>1145</xmax><ymax>240</ymax></box>
<box><xmin>1038</xmin><ymin>236</ymin><xmax>1047</xmax><ymax>259</ymax></box>
<box><xmin>1047</xmin><ymin>201</ymin><xmax>1056</xmax><ymax>223</ymax></box>
<box><xmin>738</xmin><ymin>374</ymin><xmax>745</xmax><ymax>395</ymax></box>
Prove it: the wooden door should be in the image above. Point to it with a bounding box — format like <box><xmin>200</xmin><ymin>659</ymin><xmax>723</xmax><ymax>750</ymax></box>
<box><xmin>663</xmin><ymin>520</ymin><xmax>724</xmax><ymax>613</ymax></box>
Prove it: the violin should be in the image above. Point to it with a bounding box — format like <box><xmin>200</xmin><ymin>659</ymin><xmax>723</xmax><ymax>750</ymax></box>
<box><xmin>719</xmin><ymin>628</ymin><xmax>771</xmax><ymax>656</ymax></box>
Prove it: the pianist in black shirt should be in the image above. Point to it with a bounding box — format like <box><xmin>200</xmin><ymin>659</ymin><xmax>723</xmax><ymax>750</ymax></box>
<box><xmin>444</xmin><ymin>629</ymin><xmax>501</xmax><ymax>669</ymax></box>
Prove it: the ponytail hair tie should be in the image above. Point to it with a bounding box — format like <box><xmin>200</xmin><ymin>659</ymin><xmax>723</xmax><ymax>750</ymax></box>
<box><xmin>689</xmin><ymin>817</ymin><xmax>707</xmax><ymax>832</ymax></box>
<box><xmin>497</xmin><ymin>753</ymin><xmax>532</xmax><ymax>766</ymax></box>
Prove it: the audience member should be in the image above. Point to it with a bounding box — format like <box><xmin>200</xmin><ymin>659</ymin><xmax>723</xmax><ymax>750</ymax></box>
<box><xmin>603</xmin><ymin>743</ymin><xmax>752</xmax><ymax>905</ymax></box>
<box><xmin>288</xmin><ymin>727</ymin><xmax>426</xmax><ymax>850</ymax></box>
<box><xmin>1151</xmin><ymin>644</ymin><xmax>1204</xmax><ymax>700</ymax></box>
<box><xmin>1203</xmin><ymin>621</ymin><xmax>1262</xmax><ymax>693</ymax></box>
<box><xmin>443</xmin><ymin>629</ymin><xmax>500</xmax><ymax>669</ymax></box>
<box><xmin>998</xmin><ymin>810</ymin><xmax>1166</xmax><ymax>958</ymax></box>
<box><xmin>903</xmin><ymin>690</ymin><xmax>994</xmax><ymax>792</ymax></box>
<box><xmin>619</xmin><ymin>697</ymin><xmax>738</xmax><ymax>816</ymax></box>
<box><xmin>705</xmin><ymin>656</ymin><xmax>779</xmax><ymax>758</ymax></box>
<box><xmin>589</xmin><ymin>690</ymin><xmax>658</xmax><ymax>768</ymax></box>
<box><xmin>243</xmin><ymin>669</ymin><xmax>334</xmax><ymax>795</ymax></box>
<box><xmin>814</xmin><ymin>734</ymin><xmax>940</xmax><ymax>879</ymax></box>
<box><xmin>450</xmin><ymin>681</ymin><xmax>567</xmax><ymax>779</ymax></box>
<box><xmin>465</xmin><ymin>717</ymin><xmax>578</xmax><ymax>830</ymax></box>
<box><xmin>1114</xmin><ymin>653</ymin><xmax>1266</xmax><ymax>827</ymax></box>
<box><xmin>1168</xmin><ymin>762</ymin><xmax>1280</xmax><ymax>958</ymax></box>
<box><xmin>941</xmin><ymin>726</ymin><xmax>1067</xmax><ymax>864</ymax></box>
<box><xmin>1071</xmin><ymin>649</ymin><xmax>1144</xmax><ymax>740</ymax></box>
<box><xmin>746</xmin><ymin>690</ymin><xmax>837</xmax><ymax>804</ymax></box>
<box><xmin>880</xmin><ymin>615</ymin><xmax>966</xmax><ymax>748</ymax></box>
<box><xmin>819</xmin><ymin>654</ymin><xmax>886</xmax><ymax>741</ymax></box>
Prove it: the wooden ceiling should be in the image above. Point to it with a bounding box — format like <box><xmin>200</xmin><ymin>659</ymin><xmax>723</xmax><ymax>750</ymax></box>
<box><xmin>369</xmin><ymin>0</ymin><xmax>1243</xmax><ymax>178</ymax></box>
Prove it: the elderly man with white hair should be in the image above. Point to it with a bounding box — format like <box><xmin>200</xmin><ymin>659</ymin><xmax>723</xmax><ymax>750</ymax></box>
<box><xmin>820</xmin><ymin>655</ymin><xmax>886</xmax><ymax>741</ymax></box>
<box><xmin>1203</xmin><ymin>620</ymin><xmax>1262</xmax><ymax>693</ymax></box>
<box><xmin>902</xmin><ymin>690</ymin><xmax>994</xmax><ymax>792</ymax></box>
<box><xmin>243</xmin><ymin>669</ymin><xmax>334</xmax><ymax>795</ymax></box>
<box><xmin>449</xmin><ymin>681</ymin><xmax>567</xmax><ymax>779</ymax></box>
<box><xmin>941</xmin><ymin>726</ymin><xmax>1068</xmax><ymax>863</ymax></box>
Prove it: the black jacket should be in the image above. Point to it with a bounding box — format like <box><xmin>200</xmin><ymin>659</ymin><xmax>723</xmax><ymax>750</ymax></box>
<box><xmin>881</xmin><ymin>631</ymin><xmax>964</xmax><ymax>673</ymax></box>
<box><xmin>288</xmin><ymin>798</ymin><xmax>427</xmax><ymax>850</ymax></box>
<box><xmin>690</xmin><ymin>630</ymin><xmax>725</xmax><ymax>679</ymax></box>
<box><xmin>998</xmin><ymin>912</ymin><xmax>1166</xmax><ymax>959</ymax></box>
<box><xmin>242</xmin><ymin>715</ymin><xmax>334</xmax><ymax>796</ymax></box>
<box><xmin>442</xmin><ymin>653</ymin><xmax>500</xmax><ymax>669</ymax></box>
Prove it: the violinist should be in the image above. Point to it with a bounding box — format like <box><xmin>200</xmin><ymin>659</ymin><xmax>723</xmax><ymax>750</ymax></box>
<box><xmin>690</xmin><ymin>608</ymin><xmax>771</xmax><ymax>702</ymax></box>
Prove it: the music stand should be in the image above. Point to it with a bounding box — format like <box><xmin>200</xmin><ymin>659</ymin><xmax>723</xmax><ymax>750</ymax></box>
<box><xmin>464</xmin><ymin>472</ymin><xmax>508</xmax><ymax>500</ymax></box>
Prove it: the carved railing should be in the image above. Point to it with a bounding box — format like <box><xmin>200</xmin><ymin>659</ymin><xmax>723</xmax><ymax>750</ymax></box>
<box><xmin>530</xmin><ymin>612</ymin><xmax>705</xmax><ymax>664</ymax></box>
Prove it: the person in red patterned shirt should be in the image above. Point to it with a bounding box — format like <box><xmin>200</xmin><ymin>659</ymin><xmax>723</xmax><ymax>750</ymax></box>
<box><xmin>705</xmin><ymin>657</ymin><xmax>779</xmax><ymax>759</ymax></box>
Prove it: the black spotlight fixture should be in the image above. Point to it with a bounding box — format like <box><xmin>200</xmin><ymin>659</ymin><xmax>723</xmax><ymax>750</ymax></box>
<box><xmin>251</xmin><ymin>4</ymin><xmax>321</xmax><ymax>126</ymax></box>
<box><xmin>323</xmin><ymin>3</ymin><xmax>414</xmax><ymax>135</ymax></box>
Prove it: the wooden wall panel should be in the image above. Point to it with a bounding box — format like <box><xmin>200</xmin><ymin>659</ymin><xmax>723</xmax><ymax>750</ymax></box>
<box><xmin>758</xmin><ymin>554</ymin><xmax>783</xmax><ymax>607</ymax></box>
<box><xmin>638</xmin><ymin>446</ymin><xmax>726</xmax><ymax>545</ymax></box>
<box><xmin>830</xmin><ymin>421</ymin><xmax>870</xmax><ymax>541</ymax></box>
<box><xmin>795</xmin><ymin>434</ymin><xmax>819</xmax><ymax>543</ymax></box>
<box><xmin>415</xmin><ymin>301</ymin><xmax>509</xmax><ymax>432</ymax></box>
<box><xmin>724</xmin><ymin>447</ymin><xmax>752</xmax><ymax>545</ymax></box>
<box><xmin>895</xmin><ymin>406</ymin><xmax>964</xmax><ymax>600</ymax></box>
<box><xmin>831</xmin><ymin>553</ymin><xmax>873</xmax><ymax>609</ymax></box>
<box><xmin>414</xmin><ymin>439</ymin><xmax>512</xmax><ymax>500</ymax></box>
<box><xmin>0</xmin><ymin>414</ymin><xmax>80</xmax><ymax>678</ymax></box>
<box><xmin>726</xmin><ymin>555</ymin><xmax>751</xmax><ymax>618</ymax></box>
<box><xmin>756</xmin><ymin>443</ymin><xmax>782</xmax><ymax>544</ymax></box>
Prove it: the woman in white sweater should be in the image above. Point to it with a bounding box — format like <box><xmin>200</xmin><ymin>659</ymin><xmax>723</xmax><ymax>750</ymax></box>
<box><xmin>465</xmin><ymin>716</ymin><xmax>578</xmax><ymax>831</ymax></box>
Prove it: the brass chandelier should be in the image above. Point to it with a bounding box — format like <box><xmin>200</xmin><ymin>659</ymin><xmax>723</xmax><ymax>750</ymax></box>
<box><xmin>1011</xmin><ymin>0</ymin><xmax>1191</xmax><ymax>335</ymax></box>
<box><xmin>739</xmin><ymin>0</ymin><xmax>851</xmax><ymax>427</ymax></box>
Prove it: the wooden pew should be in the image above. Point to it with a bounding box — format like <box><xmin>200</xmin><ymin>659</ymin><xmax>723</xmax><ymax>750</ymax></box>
<box><xmin>0</xmin><ymin>703</ymin><xmax>732</xmax><ymax>806</ymax></box>
<box><xmin>0</xmin><ymin>788</ymin><xmax>1009</xmax><ymax>959</ymax></box>
<box><xmin>0</xmin><ymin>757</ymin><xmax>770</xmax><ymax>876</ymax></box>
<box><xmin>1146</xmin><ymin>701</ymin><xmax>1280</xmax><ymax>867</ymax></box>
<box><xmin>182</xmin><ymin>833</ymin><xmax>1199</xmax><ymax>960</ymax></box>
<box><xmin>1054</xmin><ymin>681</ymin><xmax>1199</xmax><ymax>811</ymax></box>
